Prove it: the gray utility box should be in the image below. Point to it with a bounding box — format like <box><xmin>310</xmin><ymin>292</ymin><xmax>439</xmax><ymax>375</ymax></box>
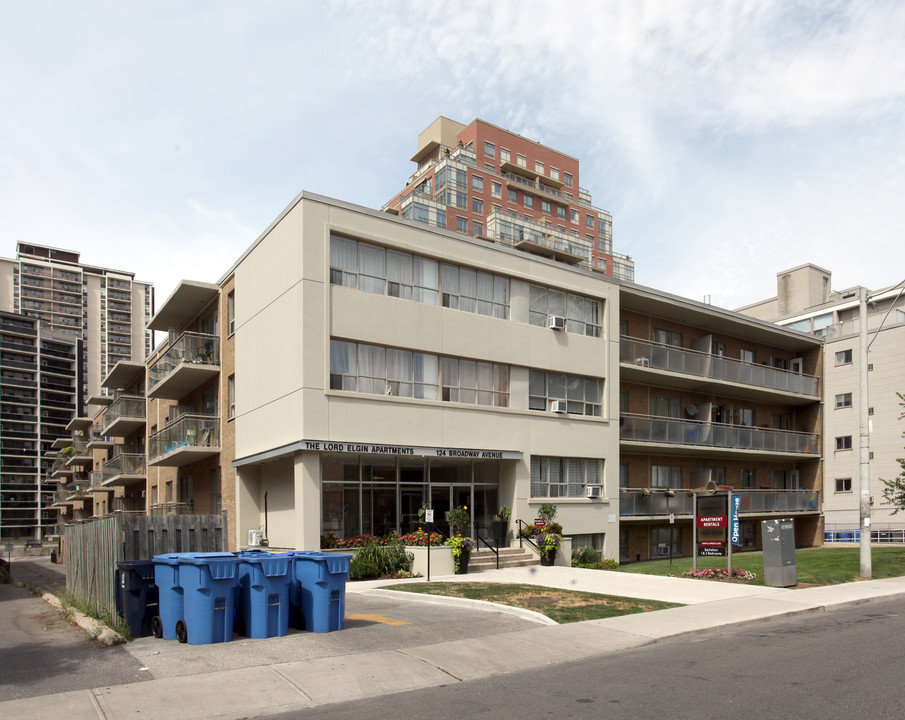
<box><xmin>762</xmin><ymin>518</ymin><xmax>797</xmax><ymax>587</ymax></box>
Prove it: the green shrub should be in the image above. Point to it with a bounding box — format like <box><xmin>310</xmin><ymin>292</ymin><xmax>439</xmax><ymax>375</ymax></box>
<box><xmin>350</xmin><ymin>543</ymin><xmax>413</xmax><ymax>579</ymax></box>
<box><xmin>572</xmin><ymin>545</ymin><xmax>601</xmax><ymax>566</ymax></box>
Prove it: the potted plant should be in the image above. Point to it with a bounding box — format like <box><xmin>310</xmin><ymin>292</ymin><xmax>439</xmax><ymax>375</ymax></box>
<box><xmin>446</xmin><ymin>534</ymin><xmax>476</xmax><ymax>573</ymax></box>
<box><xmin>491</xmin><ymin>505</ymin><xmax>511</xmax><ymax>547</ymax></box>
<box><xmin>536</xmin><ymin>529</ymin><xmax>562</xmax><ymax>566</ymax></box>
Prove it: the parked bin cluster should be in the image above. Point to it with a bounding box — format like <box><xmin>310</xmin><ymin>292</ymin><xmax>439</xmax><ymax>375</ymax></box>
<box><xmin>115</xmin><ymin>550</ymin><xmax>351</xmax><ymax>645</ymax></box>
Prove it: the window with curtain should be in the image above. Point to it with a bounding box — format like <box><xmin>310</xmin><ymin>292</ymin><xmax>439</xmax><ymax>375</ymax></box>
<box><xmin>528</xmin><ymin>284</ymin><xmax>602</xmax><ymax>337</ymax></box>
<box><xmin>528</xmin><ymin>370</ymin><xmax>602</xmax><ymax>416</ymax></box>
<box><xmin>531</xmin><ymin>456</ymin><xmax>602</xmax><ymax>497</ymax></box>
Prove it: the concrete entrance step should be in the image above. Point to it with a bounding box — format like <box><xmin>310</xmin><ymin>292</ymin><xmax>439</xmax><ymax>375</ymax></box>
<box><xmin>468</xmin><ymin>547</ymin><xmax>539</xmax><ymax>572</ymax></box>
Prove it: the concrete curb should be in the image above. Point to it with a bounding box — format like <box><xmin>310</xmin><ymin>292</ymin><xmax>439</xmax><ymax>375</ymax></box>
<box><xmin>41</xmin><ymin>591</ymin><xmax>126</xmax><ymax>646</ymax></box>
<box><xmin>364</xmin><ymin>587</ymin><xmax>558</xmax><ymax>625</ymax></box>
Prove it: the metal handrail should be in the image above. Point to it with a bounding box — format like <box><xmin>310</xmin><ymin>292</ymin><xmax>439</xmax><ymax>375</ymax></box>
<box><xmin>474</xmin><ymin>523</ymin><xmax>500</xmax><ymax>569</ymax></box>
<box><xmin>515</xmin><ymin>519</ymin><xmax>540</xmax><ymax>554</ymax></box>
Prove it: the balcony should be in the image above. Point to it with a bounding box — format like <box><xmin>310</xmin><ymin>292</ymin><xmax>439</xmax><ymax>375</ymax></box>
<box><xmin>620</xmin><ymin>337</ymin><xmax>820</xmax><ymax>400</ymax></box>
<box><xmin>150</xmin><ymin>502</ymin><xmax>193</xmax><ymax>516</ymax></box>
<box><xmin>101</xmin><ymin>453</ymin><xmax>146</xmax><ymax>487</ymax></box>
<box><xmin>51</xmin><ymin>459</ymin><xmax>72</xmax><ymax>480</ymax></box>
<box><xmin>63</xmin><ymin>440</ymin><xmax>92</xmax><ymax>468</ymax></box>
<box><xmin>50</xmin><ymin>488</ymin><xmax>75</xmax><ymax>508</ymax></box>
<box><xmin>148</xmin><ymin>414</ymin><xmax>220</xmax><ymax>467</ymax></box>
<box><xmin>65</xmin><ymin>480</ymin><xmax>90</xmax><ymax>501</ymax></box>
<box><xmin>620</xmin><ymin>414</ymin><xmax>819</xmax><ymax>458</ymax></box>
<box><xmin>111</xmin><ymin>497</ymin><xmax>146</xmax><ymax>516</ymax></box>
<box><xmin>147</xmin><ymin>332</ymin><xmax>219</xmax><ymax>400</ymax></box>
<box><xmin>89</xmin><ymin>470</ymin><xmax>115</xmax><ymax>493</ymax></box>
<box><xmin>102</xmin><ymin>395</ymin><xmax>146</xmax><ymax>437</ymax></box>
<box><xmin>87</xmin><ymin>427</ymin><xmax>115</xmax><ymax>450</ymax></box>
<box><xmin>620</xmin><ymin>488</ymin><xmax>821</xmax><ymax>517</ymax></box>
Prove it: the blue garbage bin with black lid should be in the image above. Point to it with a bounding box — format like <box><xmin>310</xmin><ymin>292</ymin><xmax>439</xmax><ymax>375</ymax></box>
<box><xmin>116</xmin><ymin>560</ymin><xmax>159</xmax><ymax>638</ymax></box>
<box><xmin>177</xmin><ymin>552</ymin><xmax>239</xmax><ymax>644</ymax></box>
<box><xmin>235</xmin><ymin>551</ymin><xmax>292</xmax><ymax>639</ymax></box>
<box><xmin>151</xmin><ymin>554</ymin><xmax>185</xmax><ymax>641</ymax></box>
<box><xmin>289</xmin><ymin>551</ymin><xmax>352</xmax><ymax>633</ymax></box>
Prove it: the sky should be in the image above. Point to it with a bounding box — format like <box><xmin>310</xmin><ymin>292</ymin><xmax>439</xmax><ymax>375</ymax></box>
<box><xmin>2</xmin><ymin>0</ymin><xmax>904</xmax><ymax>311</ymax></box>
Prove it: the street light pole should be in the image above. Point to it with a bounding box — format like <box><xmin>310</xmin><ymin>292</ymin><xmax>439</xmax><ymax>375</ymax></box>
<box><xmin>859</xmin><ymin>292</ymin><xmax>872</xmax><ymax>579</ymax></box>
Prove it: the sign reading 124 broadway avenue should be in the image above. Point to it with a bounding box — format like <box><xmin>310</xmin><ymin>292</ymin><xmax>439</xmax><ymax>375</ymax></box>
<box><xmin>302</xmin><ymin>440</ymin><xmax>522</xmax><ymax>460</ymax></box>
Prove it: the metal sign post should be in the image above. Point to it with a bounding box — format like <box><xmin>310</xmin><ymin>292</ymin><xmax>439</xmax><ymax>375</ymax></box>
<box><xmin>4</xmin><ymin>542</ymin><xmax>13</xmax><ymax>577</ymax></box>
<box><xmin>425</xmin><ymin>509</ymin><xmax>434</xmax><ymax>582</ymax></box>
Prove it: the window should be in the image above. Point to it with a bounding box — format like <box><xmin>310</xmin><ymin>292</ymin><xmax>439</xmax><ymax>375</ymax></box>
<box><xmin>541</xmin><ymin>200</ymin><xmax>551</xmax><ymax>214</ymax></box>
<box><xmin>550</xmin><ymin>167</ymin><xmax>559</xmax><ymax>181</ymax></box>
<box><xmin>441</xmin><ymin>264</ymin><xmax>508</xmax><ymax>318</ymax></box>
<box><xmin>741</xmin><ymin>468</ymin><xmax>756</xmax><ymax>489</ymax></box>
<box><xmin>836</xmin><ymin>349</ymin><xmax>853</xmax><ymax>365</ymax></box>
<box><xmin>531</xmin><ymin>456</ymin><xmax>601</xmax><ymax>498</ymax></box>
<box><xmin>472</xmin><ymin>221</ymin><xmax>483</xmax><ymax>236</ymax></box>
<box><xmin>585</xmin><ymin>215</ymin><xmax>595</xmax><ymax>229</ymax></box>
<box><xmin>535</xmin><ymin>161</ymin><xmax>545</xmax><ymax>174</ymax></box>
<box><xmin>619</xmin><ymin>463</ymin><xmax>629</xmax><ymax>488</ymax></box>
<box><xmin>652</xmin><ymin>328</ymin><xmax>682</xmax><ymax>347</ymax></box>
<box><xmin>835</xmin><ymin>435</ymin><xmax>853</xmax><ymax>451</ymax></box>
<box><xmin>484</xmin><ymin>141</ymin><xmax>495</xmax><ymax>159</ymax></box>
<box><xmin>651</xmin><ymin>396</ymin><xmax>681</xmax><ymax>418</ymax></box>
<box><xmin>330</xmin><ymin>339</ymin><xmax>508</xmax><ymax>407</ymax></box>
<box><xmin>491</xmin><ymin>182</ymin><xmax>501</xmax><ymax>198</ymax></box>
<box><xmin>528</xmin><ymin>284</ymin><xmax>602</xmax><ymax>337</ymax></box>
<box><xmin>651</xmin><ymin>465</ymin><xmax>681</xmax><ymax>488</ymax></box>
<box><xmin>738</xmin><ymin>408</ymin><xmax>755</xmax><ymax>426</ymax></box>
<box><xmin>563</xmin><ymin>172</ymin><xmax>573</xmax><ymax>188</ymax></box>
<box><xmin>436</xmin><ymin>207</ymin><xmax>446</xmax><ymax>228</ymax></box>
<box><xmin>472</xmin><ymin>197</ymin><xmax>483</xmax><ymax>214</ymax></box>
<box><xmin>524</xmin><ymin>195</ymin><xmax>534</xmax><ymax>209</ymax></box>
<box><xmin>556</xmin><ymin>205</ymin><xmax>566</xmax><ymax>220</ymax></box>
<box><xmin>472</xmin><ymin>176</ymin><xmax>483</xmax><ymax>192</ymax></box>
<box><xmin>835</xmin><ymin>478</ymin><xmax>852</xmax><ymax>493</ymax></box>
<box><xmin>596</xmin><ymin>258</ymin><xmax>607</xmax><ymax>272</ymax></box>
<box><xmin>227</xmin><ymin>291</ymin><xmax>235</xmax><ymax>335</ymax></box>
<box><xmin>484</xmin><ymin>163</ymin><xmax>494</xmax><ymax>171</ymax></box>
<box><xmin>508</xmin><ymin>188</ymin><xmax>517</xmax><ymax>203</ymax></box>
<box><xmin>571</xmin><ymin>209</ymin><xmax>579</xmax><ymax>223</ymax></box>
<box><xmin>500</xmin><ymin>148</ymin><xmax>510</xmax><ymax>162</ymax></box>
<box><xmin>528</xmin><ymin>370</ymin><xmax>602</xmax><ymax>416</ymax></box>
<box><xmin>835</xmin><ymin>393</ymin><xmax>853</xmax><ymax>409</ymax></box>
<box><xmin>456</xmin><ymin>216</ymin><xmax>467</xmax><ymax>233</ymax></box>
<box><xmin>740</xmin><ymin>348</ymin><xmax>755</xmax><ymax>363</ymax></box>
<box><xmin>712</xmin><ymin>341</ymin><xmax>726</xmax><ymax>356</ymax></box>
<box><xmin>516</xmin><ymin>153</ymin><xmax>527</xmax><ymax>168</ymax></box>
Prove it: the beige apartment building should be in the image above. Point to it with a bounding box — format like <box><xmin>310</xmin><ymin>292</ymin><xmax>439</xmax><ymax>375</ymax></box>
<box><xmin>740</xmin><ymin>264</ymin><xmax>905</xmax><ymax>538</ymax></box>
<box><xmin>53</xmin><ymin>193</ymin><xmax>829</xmax><ymax>560</ymax></box>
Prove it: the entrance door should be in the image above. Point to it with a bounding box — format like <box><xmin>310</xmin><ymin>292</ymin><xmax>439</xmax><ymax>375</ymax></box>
<box><xmin>429</xmin><ymin>485</ymin><xmax>473</xmax><ymax>537</ymax></box>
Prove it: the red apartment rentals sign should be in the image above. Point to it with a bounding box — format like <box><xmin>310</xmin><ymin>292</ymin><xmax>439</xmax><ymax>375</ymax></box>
<box><xmin>696</xmin><ymin>494</ymin><xmax>729</xmax><ymax>556</ymax></box>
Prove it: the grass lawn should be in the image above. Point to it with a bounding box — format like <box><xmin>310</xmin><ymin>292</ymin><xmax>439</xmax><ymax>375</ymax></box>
<box><xmin>388</xmin><ymin>582</ymin><xmax>680</xmax><ymax>623</ymax></box>
<box><xmin>614</xmin><ymin>546</ymin><xmax>905</xmax><ymax>586</ymax></box>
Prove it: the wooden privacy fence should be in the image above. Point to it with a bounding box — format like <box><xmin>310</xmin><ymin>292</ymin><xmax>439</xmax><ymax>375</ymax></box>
<box><xmin>65</xmin><ymin>511</ymin><xmax>229</xmax><ymax>620</ymax></box>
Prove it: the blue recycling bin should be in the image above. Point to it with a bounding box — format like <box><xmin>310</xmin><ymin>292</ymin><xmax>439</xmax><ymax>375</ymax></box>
<box><xmin>290</xmin><ymin>551</ymin><xmax>351</xmax><ymax>633</ymax></box>
<box><xmin>152</xmin><ymin>554</ymin><xmax>185</xmax><ymax>641</ymax></box>
<box><xmin>116</xmin><ymin>560</ymin><xmax>159</xmax><ymax>638</ymax></box>
<box><xmin>235</xmin><ymin>551</ymin><xmax>292</xmax><ymax>639</ymax></box>
<box><xmin>178</xmin><ymin>552</ymin><xmax>240</xmax><ymax>645</ymax></box>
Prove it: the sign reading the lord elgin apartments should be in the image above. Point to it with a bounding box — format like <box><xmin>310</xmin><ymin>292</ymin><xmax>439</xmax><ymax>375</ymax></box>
<box><xmin>302</xmin><ymin>440</ymin><xmax>522</xmax><ymax>460</ymax></box>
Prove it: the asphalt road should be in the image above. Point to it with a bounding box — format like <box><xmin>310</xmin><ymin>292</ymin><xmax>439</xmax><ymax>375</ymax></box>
<box><xmin>269</xmin><ymin>595</ymin><xmax>905</xmax><ymax>720</ymax></box>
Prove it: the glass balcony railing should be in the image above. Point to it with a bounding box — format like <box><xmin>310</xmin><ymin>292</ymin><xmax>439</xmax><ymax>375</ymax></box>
<box><xmin>620</xmin><ymin>337</ymin><xmax>820</xmax><ymax>396</ymax></box>
<box><xmin>147</xmin><ymin>332</ymin><xmax>219</xmax><ymax>397</ymax></box>
<box><xmin>101</xmin><ymin>453</ymin><xmax>146</xmax><ymax>483</ymax></box>
<box><xmin>619</xmin><ymin>488</ymin><xmax>820</xmax><ymax>517</ymax></box>
<box><xmin>620</xmin><ymin>414</ymin><xmax>819</xmax><ymax>454</ymax></box>
<box><xmin>148</xmin><ymin>414</ymin><xmax>219</xmax><ymax>462</ymax></box>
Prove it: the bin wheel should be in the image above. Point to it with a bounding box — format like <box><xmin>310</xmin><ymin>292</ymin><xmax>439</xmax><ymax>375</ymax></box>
<box><xmin>293</xmin><ymin>608</ymin><xmax>306</xmax><ymax>631</ymax></box>
<box><xmin>151</xmin><ymin>616</ymin><xmax>163</xmax><ymax>639</ymax></box>
<box><xmin>175</xmin><ymin>619</ymin><xmax>188</xmax><ymax>644</ymax></box>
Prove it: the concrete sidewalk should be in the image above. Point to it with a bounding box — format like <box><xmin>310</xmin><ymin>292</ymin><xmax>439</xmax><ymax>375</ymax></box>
<box><xmin>4</xmin><ymin>566</ymin><xmax>905</xmax><ymax>720</ymax></box>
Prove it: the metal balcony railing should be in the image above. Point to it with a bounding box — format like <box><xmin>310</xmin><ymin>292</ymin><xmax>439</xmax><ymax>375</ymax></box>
<box><xmin>150</xmin><ymin>502</ymin><xmax>193</xmax><ymax>516</ymax></box>
<box><xmin>620</xmin><ymin>336</ymin><xmax>820</xmax><ymax>396</ymax></box>
<box><xmin>102</xmin><ymin>453</ymin><xmax>146</xmax><ymax>482</ymax></box>
<box><xmin>619</xmin><ymin>488</ymin><xmax>820</xmax><ymax>517</ymax></box>
<box><xmin>620</xmin><ymin>414</ymin><xmax>819</xmax><ymax>454</ymax></box>
<box><xmin>103</xmin><ymin>395</ymin><xmax>146</xmax><ymax>425</ymax></box>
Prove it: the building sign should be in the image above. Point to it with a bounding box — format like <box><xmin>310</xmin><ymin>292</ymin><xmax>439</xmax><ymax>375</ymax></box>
<box><xmin>696</xmin><ymin>494</ymin><xmax>728</xmax><ymax>555</ymax></box>
<box><xmin>301</xmin><ymin>440</ymin><xmax>522</xmax><ymax>460</ymax></box>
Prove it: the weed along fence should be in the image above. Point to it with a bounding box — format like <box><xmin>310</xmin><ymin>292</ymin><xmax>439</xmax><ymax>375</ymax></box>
<box><xmin>64</xmin><ymin>511</ymin><xmax>229</xmax><ymax>619</ymax></box>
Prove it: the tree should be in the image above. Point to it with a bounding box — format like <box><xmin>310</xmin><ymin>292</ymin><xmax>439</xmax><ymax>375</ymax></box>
<box><xmin>879</xmin><ymin>392</ymin><xmax>905</xmax><ymax>513</ymax></box>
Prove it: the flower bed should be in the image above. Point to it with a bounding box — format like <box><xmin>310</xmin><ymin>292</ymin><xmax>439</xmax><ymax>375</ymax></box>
<box><xmin>321</xmin><ymin>530</ymin><xmax>445</xmax><ymax>549</ymax></box>
<box><xmin>518</xmin><ymin>522</ymin><xmax>563</xmax><ymax>540</ymax></box>
<box><xmin>681</xmin><ymin>568</ymin><xmax>758</xmax><ymax>582</ymax></box>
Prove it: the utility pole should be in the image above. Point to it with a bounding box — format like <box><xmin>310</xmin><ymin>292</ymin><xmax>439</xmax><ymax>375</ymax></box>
<box><xmin>859</xmin><ymin>291</ymin><xmax>872</xmax><ymax>579</ymax></box>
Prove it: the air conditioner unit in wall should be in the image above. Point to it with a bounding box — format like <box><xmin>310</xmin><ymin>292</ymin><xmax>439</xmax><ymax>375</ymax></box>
<box><xmin>635</xmin><ymin>357</ymin><xmax>651</xmax><ymax>367</ymax></box>
<box><xmin>586</xmin><ymin>485</ymin><xmax>602</xmax><ymax>498</ymax></box>
<box><xmin>248</xmin><ymin>529</ymin><xmax>263</xmax><ymax>547</ymax></box>
<box><xmin>550</xmin><ymin>400</ymin><xmax>568</xmax><ymax>414</ymax></box>
<box><xmin>547</xmin><ymin>315</ymin><xmax>566</xmax><ymax>331</ymax></box>
<box><xmin>656</xmin><ymin>544</ymin><xmax>670</xmax><ymax>556</ymax></box>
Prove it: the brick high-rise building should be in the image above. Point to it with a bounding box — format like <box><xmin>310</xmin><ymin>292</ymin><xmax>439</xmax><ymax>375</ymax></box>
<box><xmin>384</xmin><ymin>117</ymin><xmax>634</xmax><ymax>282</ymax></box>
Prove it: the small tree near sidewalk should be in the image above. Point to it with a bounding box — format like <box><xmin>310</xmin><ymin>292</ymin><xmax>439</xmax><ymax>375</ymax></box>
<box><xmin>879</xmin><ymin>392</ymin><xmax>905</xmax><ymax>513</ymax></box>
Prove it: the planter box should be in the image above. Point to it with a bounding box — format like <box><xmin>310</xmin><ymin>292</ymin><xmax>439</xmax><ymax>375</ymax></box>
<box><xmin>408</xmin><ymin>545</ymin><xmax>454</xmax><ymax>576</ymax></box>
